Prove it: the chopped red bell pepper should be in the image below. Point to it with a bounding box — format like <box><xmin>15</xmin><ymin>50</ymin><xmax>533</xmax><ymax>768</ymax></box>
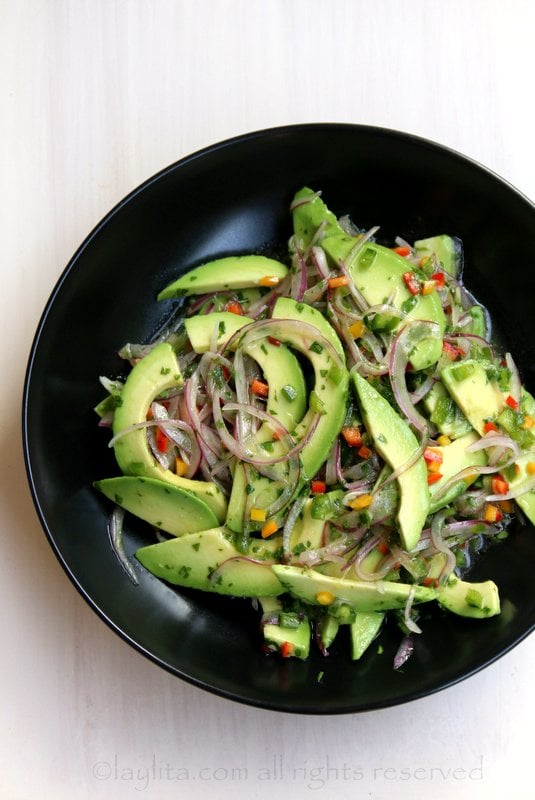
<box><xmin>403</xmin><ymin>271</ymin><xmax>421</xmax><ymax>296</ymax></box>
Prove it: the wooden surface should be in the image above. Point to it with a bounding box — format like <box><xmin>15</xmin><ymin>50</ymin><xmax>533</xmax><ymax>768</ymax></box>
<box><xmin>2</xmin><ymin>1</ymin><xmax>534</xmax><ymax>798</ymax></box>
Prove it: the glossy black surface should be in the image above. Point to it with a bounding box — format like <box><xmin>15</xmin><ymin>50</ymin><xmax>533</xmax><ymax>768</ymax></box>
<box><xmin>23</xmin><ymin>124</ymin><xmax>535</xmax><ymax>713</ymax></box>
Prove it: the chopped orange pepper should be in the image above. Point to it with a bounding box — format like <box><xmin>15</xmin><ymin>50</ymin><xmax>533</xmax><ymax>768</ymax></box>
<box><xmin>280</xmin><ymin>641</ymin><xmax>294</xmax><ymax>658</ymax></box>
<box><xmin>484</xmin><ymin>504</ymin><xmax>503</xmax><ymax>523</ymax></box>
<box><xmin>261</xmin><ymin>520</ymin><xmax>278</xmax><ymax>539</ymax></box>
<box><xmin>348</xmin><ymin>319</ymin><xmax>366</xmax><ymax>339</ymax></box>
<box><xmin>175</xmin><ymin>458</ymin><xmax>188</xmax><ymax>476</ymax></box>
<box><xmin>526</xmin><ymin>462</ymin><xmax>535</xmax><ymax>475</ymax></box>
<box><xmin>403</xmin><ymin>271</ymin><xmax>421</xmax><ymax>295</ymax></box>
<box><xmin>259</xmin><ymin>275</ymin><xmax>280</xmax><ymax>287</ymax></box>
<box><xmin>422</xmin><ymin>280</ymin><xmax>437</xmax><ymax>295</ymax></box>
<box><xmin>424</xmin><ymin>447</ymin><xmax>443</xmax><ymax>464</ymax></box>
<box><xmin>251</xmin><ymin>378</ymin><xmax>269</xmax><ymax>397</ymax></box>
<box><xmin>327</xmin><ymin>275</ymin><xmax>349</xmax><ymax>289</ymax></box>
<box><xmin>491</xmin><ymin>476</ymin><xmax>509</xmax><ymax>495</ymax></box>
<box><xmin>349</xmin><ymin>494</ymin><xmax>373</xmax><ymax>510</ymax></box>
<box><xmin>505</xmin><ymin>395</ymin><xmax>519</xmax><ymax>410</ymax></box>
<box><xmin>393</xmin><ymin>246</ymin><xmax>411</xmax><ymax>257</ymax></box>
<box><xmin>315</xmin><ymin>591</ymin><xmax>335</xmax><ymax>606</ymax></box>
<box><xmin>341</xmin><ymin>426</ymin><xmax>363</xmax><ymax>447</ymax></box>
<box><xmin>225</xmin><ymin>300</ymin><xmax>243</xmax><ymax>316</ymax></box>
<box><xmin>427</xmin><ymin>472</ymin><xmax>443</xmax><ymax>485</ymax></box>
<box><xmin>423</xmin><ymin>577</ymin><xmax>439</xmax><ymax>588</ymax></box>
<box><xmin>358</xmin><ymin>445</ymin><xmax>373</xmax><ymax>460</ymax></box>
<box><xmin>156</xmin><ymin>427</ymin><xmax>169</xmax><ymax>453</ymax></box>
<box><xmin>499</xmin><ymin>499</ymin><xmax>513</xmax><ymax>513</ymax></box>
<box><xmin>521</xmin><ymin>415</ymin><xmax>535</xmax><ymax>429</ymax></box>
<box><xmin>484</xmin><ymin>421</ymin><xmax>499</xmax><ymax>433</ymax></box>
<box><xmin>442</xmin><ymin>341</ymin><xmax>465</xmax><ymax>361</ymax></box>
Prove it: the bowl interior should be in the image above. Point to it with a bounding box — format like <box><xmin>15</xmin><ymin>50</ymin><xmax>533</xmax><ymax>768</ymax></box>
<box><xmin>23</xmin><ymin>124</ymin><xmax>535</xmax><ymax>712</ymax></box>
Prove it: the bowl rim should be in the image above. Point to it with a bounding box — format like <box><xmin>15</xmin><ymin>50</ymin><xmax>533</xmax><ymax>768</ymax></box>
<box><xmin>22</xmin><ymin>122</ymin><xmax>535</xmax><ymax>714</ymax></box>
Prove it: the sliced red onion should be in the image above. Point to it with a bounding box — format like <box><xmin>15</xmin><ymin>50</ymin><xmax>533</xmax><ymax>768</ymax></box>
<box><xmin>389</xmin><ymin>320</ymin><xmax>441</xmax><ymax>435</ymax></box>
<box><xmin>403</xmin><ymin>585</ymin><xmax>422</xmax><ymax>634</ymax></box>
<box><xmin>108</xmin><ymin>507</ymin><xmax>138</xmax><ymax>585</ymax></box>
<box><xmin>289</xmin><ymin>249</ymin><xmax>308</xmax><ymax>302</ymax></box>
<box><xmin>282</xmin><ymin>492</ymin><xmax>308</xmax><ymax>560</ymax></box>
<box><xmin>429</xmin><ymin>509</ymin><xmax>457</xmax><ymax>581</ymax></box>
<box><xmin>409</xmin><ymin>374</ymin><xmax>436</xmax><ymax>405</ymax></box>
<box><xmin>310</xmin><ymin>245</ymin><xmax>330</xmax><ymax>279</ymax></box>
<box><xmin>393</xmin><ymin>635</ymin><xmax>414</xmax><ymax>670</ymax></box>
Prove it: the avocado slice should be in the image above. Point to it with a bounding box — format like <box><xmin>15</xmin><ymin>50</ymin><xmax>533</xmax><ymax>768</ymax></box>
<box><xmin>349</xmin><ymin>611</ymin><xmax>385</xmax><ymax>660</ymax></box>
<box><xmin>184</xmin><ymin>311</ymin><xmax>253</xmax><ymax>353</ymax></box>
<box><xmin>428</xmin><ymin>431</ymin><xmax>488</xmax><ymax>513</ymax></box>
<box><xmin>413</xmin><ymin>234</ymin><xmax>462</xmax><ymax>278</ymax></box>
<box><xmin>319</xmin><ymin>614</ymin><xmax>340</xmax><ymax>649</ymax></box>
<box><xmin>423</xmin><ymin>381</ymin><xmax>473</xmax><ymax>440</ymax></box>
<box><xmin>136</xmin><ymin>527</ymin><xmax>283</xmax><ymax>597</ymax></box>
<box><xmin>271</xmin><ymin>297</ymin><xmax>349</xmax><ymax>479</ymax></box>
<box><xmin>112</xmin><ymin>342</ymin><xmax>227</xmax><ymax>521</ymax></box>
<box><xmin>259</xmin><ymin>597</ymin><xmax>311</xmax><ymax>660</ymax></box>
<box><xmin>157</xmin><ymin>255</ymin><xmax>289</xmax><ymax>300</ymax></box>
<box><xmin>272</xmin><ymin>564</ymin><xmax>438</xmax><ymax>612</ymax></box>
<box><xmin>292</xmin><ymin>186</ymin><xmax>344</xmax><ymax>248</ymax></box>
<box><xmin>352</xmin><ymin>371</ymin><xmax>429</xmax><ymax>551</ymax></box>
<box><xmin>441</xmin><ymin>359</ymin><xmax>505</xmax><ymax>436</ymax></box>
<box><xmin>437</xmin><ymin>575</ymin><xmax>500</xmax><ymax>618</ymax></box>
<box><xmin>95</xmin><ymin>476</ymin><xmax>218</xmax><ymax>536</ymax></box>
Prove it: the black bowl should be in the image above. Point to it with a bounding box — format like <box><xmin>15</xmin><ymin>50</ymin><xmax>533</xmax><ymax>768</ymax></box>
<box><xmin>23</xmin><ymin>124</ymin><xmax>535</xmax><ymax>713</ymax></box>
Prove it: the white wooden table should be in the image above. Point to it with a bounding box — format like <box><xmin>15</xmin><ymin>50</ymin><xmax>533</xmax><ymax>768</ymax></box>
<box><xmin>3</xmin><ymin>2</ymin><xmax>534</xmax><ymax>798</ymax></box>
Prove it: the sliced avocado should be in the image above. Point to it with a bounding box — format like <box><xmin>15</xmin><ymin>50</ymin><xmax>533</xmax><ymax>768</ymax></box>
<box><xmin>291</xmin><ymin>186</ymin><xmax>343</xmax><ymax>248</ymax></box>
<box><xmin>500</xmin><ymin>450</ymin><xmax>535</xmax><ymax>524</ymax></box>
<box><xmin>259</xmin><ymin>597</ymin><xmax>311</xmax><ymax>660</ymax></box>
<box><xmin>224</xmin><ymin>328</ymin><xmax>308</xmax><ymax>533</ymax></box>
<box><xmin>464</xmin><ymin>305</ymin><xmax>487</xmax><ymax>338</ymax></box>
<box><xmin>413</xmin><ymin>234</ymin><xmax>462</xmax><ymax>278</ymax></box>
<box><xmin>441</xmin><ymin>359</ymin><xmax>505</xmax><ymax>436</ymax></box>
<box><xmin>271</xmin><ymin>297</ymin><xmax>349</xmax><ymax>479</ymax></box>
<box><xmin>319</xmin><ymin>614</ymin><xmax>340</xmax><ymax>649</ymax></box>
<box><xmin>428</xmin><ymin>431</ymin><xmax>488</xmax><ymax>513</ymax></box>
<box><xmin>184</xmin><ymin>311</ymin><xmax>253</xmax><ymax>353</ymax></box>
<box><xmin>323</xmin><ymin>238</ymin><xmax>445</xmax><ymax>370</ymax></box>
<box><xmin>272</xmin><ymin>565</ymin><xmax>437</xmax><ymax>613</ymax></box>
<box><xmin>112</xmin><ymin>342</ymin><xmax>227</xmax><ymax>521</ymax></box>
<box><xmin>136</xmin><ymin>527</ymin><xmax>283</xmax><ymax>597</ymax></box>
<box><xmin>349</xmin><ymin>611</ymin><xmax>385</xmax><ymax>660</ymax></box>
<box><xmin>95</xmin><ymin>476</ymin><xmax>218</xmax><ymax>536</ymax></box>
<box><xmin>157</xmin><ymin>255</ymin><xmax>289</xmax><ymax>300</ymax></box>
<box><xmin>423</xmin><ymin>381</ymin><xmax>473</xmax><ymax>440</ymax></box>
<box><xmin>437</xmin><ymin>575</ymin><xmax>500</xmax><ymax>618</ymax></box>
<box><xmin>352</xmin><ymin>371</ymin><xmax>429</xmax><ymax>551</ymax></box>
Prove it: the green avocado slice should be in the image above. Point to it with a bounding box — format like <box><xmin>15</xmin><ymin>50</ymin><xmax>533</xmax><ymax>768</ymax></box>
<box><xmin>352</xmin><ymin>371</ymin><xmax>429</xmax><ymax>551</ymax></box>
<box><xmin>437</xmin><ymin>575</ymin><xmax>500</xmax><ymax>618</ymax></box>
<box><xmin>136</xmin><ymin>527</ymin><xmax>283</xmax><ymax>597</ymax></box>
<box><xmin>157</xmin><ymin>255</ymin><xmax>289</xmax><ymax>300</ymax></box>
<box><xmin>271</xmin><ymin>297</ymin><xmax>349</xmax><ymax>479</ymax></box>
<box><xmin>272</xmin><ymin>565</ymin><xmax>438</xmax><ymax>612</ymax></box>
<box><xmin>94</xmin><ymin>476</ymin><xmax>218</xmax><ymax>536</ymax></box>
<box><xmin>184</xmin><ymin>311</ymin><xmax>254</xmax><ymax>353</ymax></box>
<box><xmin>112</xmin><ymin>342</ymin><xmax>227</xmax><ymax>522</ymax></box>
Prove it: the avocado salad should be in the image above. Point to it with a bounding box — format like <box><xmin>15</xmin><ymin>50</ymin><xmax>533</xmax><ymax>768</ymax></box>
<box><xmin>94</xmin><ymin>186</ymin><xmax>535</xmax><ymax>668</ymax></box>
